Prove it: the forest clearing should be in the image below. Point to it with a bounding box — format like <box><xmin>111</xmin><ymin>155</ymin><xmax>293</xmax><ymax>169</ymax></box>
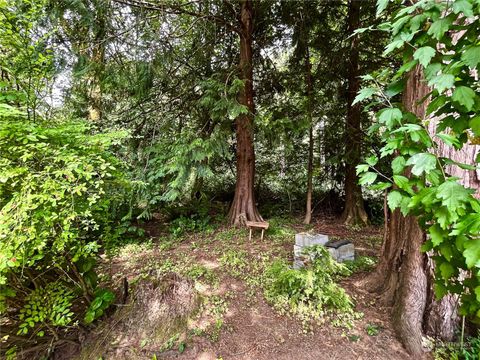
<box><xmin>68</xmin><ymin>215</ymin><xmax>409</xmax><ymax>360</ymax></box>
<box><xmin>1</xmin><ymin>0</ymin><xmax>480</xmax><ymax>359</ymax></box>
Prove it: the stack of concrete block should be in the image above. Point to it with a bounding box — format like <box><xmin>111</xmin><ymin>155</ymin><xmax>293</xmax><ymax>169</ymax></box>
<box><xmin>325</xmin><ymin>239</ymin><xmax>355</xmax><ymax>262</ymax></box>
<box><xmin>293</xmin><ymin>233</ymin><xmax>354</xmax><ymax>269</ymax></box>
<box><xmin>293</xmin><ymin>233</ymin><xmax>329</xmax><ymax>269</ymax></box>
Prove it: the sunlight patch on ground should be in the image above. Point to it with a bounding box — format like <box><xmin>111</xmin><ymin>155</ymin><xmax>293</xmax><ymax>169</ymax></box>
<box><xmin>200</xmin><ymin>258</ymin><xmax>220</xmax><ymax>269</ymax></box>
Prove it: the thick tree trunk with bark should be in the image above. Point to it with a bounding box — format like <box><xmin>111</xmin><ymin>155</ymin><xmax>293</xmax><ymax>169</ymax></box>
<box><xmin>228</xmin><ymin>0</ymin><xmax>262</xmax><ymax>225</ymax></box>
<box><xmin>342</xmin><ymin>0</ymin><xmax>368</xmax><ymax>226</ymax></box>
<box><xmin>304</xmin><ymin>43</ymin><xmax>314</xmax><ymax>225</ymax></box>
<box><xmin>362</xmin><ymin>65</ymin><xmax>459</xmax><ymax>356</ymax></box>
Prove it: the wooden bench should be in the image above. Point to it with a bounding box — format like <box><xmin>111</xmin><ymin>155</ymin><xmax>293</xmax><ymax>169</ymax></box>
<box><xmin>246</xmin><ymin>221</ymin><xmax>269</xmax><ymax>241</ymax></box>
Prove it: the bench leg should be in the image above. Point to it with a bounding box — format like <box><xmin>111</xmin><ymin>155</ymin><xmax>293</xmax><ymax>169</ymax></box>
<box><xmin>249</xmin><ymin>228</ymin><xmax>252</xmax><ymax>241</ymax></box>
<box><xmin>261</xmin><ymin>229</ymin><xmax>264</xmax><ymax>241</ymax></box>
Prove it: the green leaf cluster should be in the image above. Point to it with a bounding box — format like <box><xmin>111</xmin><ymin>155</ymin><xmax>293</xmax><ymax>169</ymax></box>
<box><xmin>264</xmin><ymin>245</ymin><xmax>360</xmax><ymax>329</ymax></box>
<box><xmin>0</xmin><ymin>116</ymin><xmax>131</xmax><ymax>334</ymax></box>
<box><xmin>359</xmin><ymin>0</ymin><xmax>480</xmax><ymax>320</ymax></box>
<box><xmin>17</xmin><ymin>282</ymin><xmax>75</xmax><ymax>336</ymax></box>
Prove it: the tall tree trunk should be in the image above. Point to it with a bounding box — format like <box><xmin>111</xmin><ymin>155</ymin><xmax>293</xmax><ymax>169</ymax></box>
<box><xmin>361</xmin><ymin>65</ymin><xmax>459</xmax><ymax>356</ymax></box>
<box><xmin>228</xmin><ymin>0</ymin><xmax>262</xmax><ymax>225</ymax></box>
<box><xmin>342</xmin><ymin>0</ymin><xmax>368</xmax><ymax>226</ymax></box>
<box><xmin>304</xmin><ymin>41</ymin><xmax>314</xmax><ymax>225</ymax></box>
<box><xmin>87</xmin><ymin>6</ymin><xmax>107</xmax><ymax>122</ymax></box>
<box><xmin>87</xmin><ymin>44</ymin><xmax>104</xmax><ymax>122</ymax></box>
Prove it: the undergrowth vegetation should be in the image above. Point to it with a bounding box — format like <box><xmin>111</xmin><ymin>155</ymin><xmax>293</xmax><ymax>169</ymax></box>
<box><xmin>264</xmin><ymin>246</ymin><xmax>361</xmax><ymax>330</ymax></box>
<box><xmin>3</xmin><ymin>0</ymin><xmax>480</xmax><ymax>358</ymax></box>
<box><xmin>0</xmin><ymin>116</ymin><xmax>132</xmax><ymax>354</ymax></box>
<box><xmin>433</xmin><ymin>333</ymin><xmax>480</xmax><ymax>360</ymax></box>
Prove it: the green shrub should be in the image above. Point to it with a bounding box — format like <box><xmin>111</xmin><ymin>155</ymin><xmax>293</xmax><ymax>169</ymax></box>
<box><xmin>434</xmin><ymin>333</ymin><xmax>480</xmax><ymax>360</ymax></box>
<box><xmin>17</xmin><ymin>282</ymin><xmax>75</xmax><ymax>337</ymax></box>
<box><xmin>343</xmin><ymin>256</ymin><xmax>377</xmax><ymax>274</ymax></box>
<box><xmin>0</xmin><ymin>116</ymin><xmax>131</xmax><ymax>339</ymax></box>
<box><xmin>168</xmin><ymin>214</ymin><xmax>213</xmax><ymax>238</ymax></box>
<box><xmin>264</xmin><ymin>246</ymin><xmax>360</xmax><ymax>329</ymax></box>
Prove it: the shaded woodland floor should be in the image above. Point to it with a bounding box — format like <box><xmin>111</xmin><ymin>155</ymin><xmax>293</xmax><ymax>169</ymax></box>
<box><xmin>64</xmin><ymin>215</ymin><xmax>415</xmax><ymax>360</ymax></box>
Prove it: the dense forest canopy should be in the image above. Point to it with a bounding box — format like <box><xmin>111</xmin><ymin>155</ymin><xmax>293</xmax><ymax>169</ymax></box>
<box><xmin>1</xmin><ymin>0</ymin><xmax>480</xmax><ymax>359</ymax></box>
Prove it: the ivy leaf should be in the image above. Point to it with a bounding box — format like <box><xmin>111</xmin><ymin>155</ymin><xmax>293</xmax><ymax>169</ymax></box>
<box><xmin>452</xmin><ymin>0</ymin><xmax>474</xmax><ymax>18</ymax></box>
<box><xmin>436</xmin><ymin>180</ymin><xmax>472</xmax><ymax>212</ymax></box>
<box><xmin>429</xmin><ymin>224</ymin><xmax>445</xmax><ymax>247</ymax></box>
<box><xmin>370</xmin><ymin>182</ymin><xmax>392</xmax><ymax>191</ymax></box>
<box><xmin>463</xmin><ymin>239</ymin><xmax>480</xmax><ymax>268</ymax></box>
<box><xmin>356</xmin><ymin>164</ymin><xmax>369</xmax><ymax>175</ymax></box>
<box><xmin>470</xmin><ymin>116</ymin><xmax>480</xmax><ymax>137</ymax></box>
<box><xmin>387</xmin><ymin>190</ymin><xmax>403</xmax><ymax>210</ymax></box>
<box><xmin>393</xmin><ymin>175</ymin><xmax>410</xmax><ymax>191</ymax></box>
<box><xmin>434</xmin><ymin>282</ymin><xmax>448</xmax><ymax>299</ymax></box>
<box><xmin>376</xmin><ymin>0</ymin><xmax>389</xmax><ymax>17</ymax></box>
<box><xmin>406</xmin><ymin>153</ymin><xmax>437</xmax><ymax>176</ymax></box>
<box><xmin>462</xmin><ymin>46</ymin><xmax>480</xmax><ymax>69</ymax></box>
<box><xmin>451</xmin><ymin>213</ymin><xmax>480</xmax><ymax>236</ymax></box>
<box><xmin>385</xmin><ymin>79</ymin><xmax>405</xmax><ymax>97</ymax></box>
<box><xmin>451</xmin><ymin>86</ymin><xmax>476</xmax><ymax>111</ymax></box>
<box><xmin>475</xmin><ymin>286</ymin><xmax>480</xmax><ymax>302</ymax></box>
<box><xmin>428</xmin><ymin>73</ymin><xmax>455</xmax><ymax>94</ymax></box>
<box><xmin>365</xmin><ymin>155</ymin><xmax>378</xmax><ymax>166</ymax></box>
<box><xmin>359</xmin><ymin>171</ymin><xmax>377</xmax><ymax>185</ymax></box>
<box><xmin>353</xmin><ymin>87</ymin><xmax>377</xmax><ymax>105</ymax></box>
<box><xmin>436</xmin><ymin>133</ymin><xmax>461</xmax><ymax>149</ymax></box>
<box><xmin>378</xmin><ymin>108</ymin><xmax>402</xmax><ymax>128</ymax></box>
<box><xmin>383</xmin><ymin>39</ymin><xmax>405</xmax><ymax>55</ymax></box>
<box><xmin>439</xmin><ymin>243</ymin><xmax>453</xmax><ymax>261</ymax></box>
<box><xmin>427</xmin><ymin>18</ymin><xmax>452</xmax><ymax>40</ymax></box>
<box><xmin>391</xmin><ymin>156</ymin><xmax>406</xmax><ymax>174</ymax></box>
<box><xmin>439</xmin><ymin>261</ymin><xmax>455</xmax><ymax>280</ymax></box>
<box><xmin>413</xmin><ymin>46</ymin><xmax>436</xmax><ymax>68</ymax></box>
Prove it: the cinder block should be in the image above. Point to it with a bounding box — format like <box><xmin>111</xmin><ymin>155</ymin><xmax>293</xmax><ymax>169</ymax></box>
<box><xmin>327</xmin><ymin>247</ymin><xmax>338</xmax><ymax>260</ymax></box>
<box><xmin>293</xmin><ymin>244</ymin><xmax>303</xmax><ymax>257</ymax></box>
<box><xmin>295</xmin><ymin>233</ymin><xmax>329</xmax><ymax>247</ymax></box>
<box><xmin>325</xmin><ymin>240</ymin><xmax>355</xmax><ymax>263</ymax></box>
<box><xmin>293</xmin><ymin>260</ymin><xmax>305</xmax><ymax>269</ymax></box>
<box><xmin>293</xmin><ymin>234</ymin><xmax>354</xmax><ymax>268</ymax></box>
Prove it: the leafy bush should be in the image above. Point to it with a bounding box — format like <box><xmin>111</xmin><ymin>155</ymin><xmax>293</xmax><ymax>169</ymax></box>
<box><xmin>343</xmin><ymin>256</ymin><xmax>377</xmax><ymax>274</ymax></box>
<box><xmin>17</xmin><ymin>282</ymin><xmax>75</xmax><ymax>337</ymax></box>
<box><xmin>169</xmin><ymin>214</ymin><xmax>213</xmax><ymax>238</ymax></box>
<box><xmin>264</xmin><ymin>246</ymin><xmax>359</xmax><ymax>329</ymax></box>
<box><xmin>0</xmin><ymin>115</ymin><xmax>131</xmax><ymax>340</ymax></box>
<box><xmin>434</xmin><ymin>333</ymin><xmax>480</xmax><ymax>360</ymax></box>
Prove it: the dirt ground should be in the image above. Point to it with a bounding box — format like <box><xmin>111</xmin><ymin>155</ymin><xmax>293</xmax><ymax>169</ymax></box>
<box><xmin>68</xmin><ymin>215</ymin><xmax>416</xmax><ymax>360</ymax></box>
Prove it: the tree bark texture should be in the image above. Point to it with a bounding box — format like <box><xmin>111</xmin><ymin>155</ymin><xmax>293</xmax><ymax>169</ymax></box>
<box><xmin>362</xmin><ymin>65</ymin><xmax>459</xmax><ymax>356</ymax></box>
<box><xmin>342</xmin><ymin>0</ymin><xmax>368</xmax><ymax>226</ymax></box>
<box><xmin>228</xmin><ymin>0</ymin><xmax>262</xmax><ymax>225</ymax></box>
<box><xmin>427</xmin><ymin>122</ymin><xmax>480</xmax><ymax>197</ymax></box>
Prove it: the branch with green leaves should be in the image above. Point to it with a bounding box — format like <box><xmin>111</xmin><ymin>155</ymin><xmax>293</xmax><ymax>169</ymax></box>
<box><xmin>356</xmin><ymin>0</ymin><xmax>480</xmax><ymax>320</ymax></box>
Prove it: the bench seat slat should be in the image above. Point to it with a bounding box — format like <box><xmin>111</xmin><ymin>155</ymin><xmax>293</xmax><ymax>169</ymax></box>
<box><xmin>245</xmin><ymin>221</ymin><xmax>269</xmax><ymax>229</ymax></box>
